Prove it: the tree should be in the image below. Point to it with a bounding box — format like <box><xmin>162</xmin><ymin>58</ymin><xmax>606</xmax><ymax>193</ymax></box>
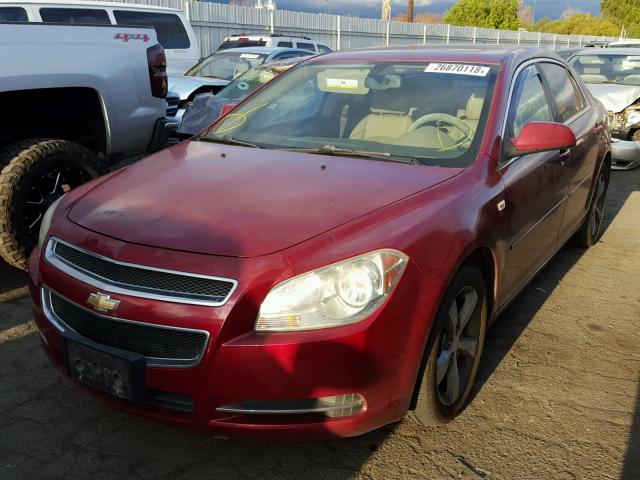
<box><xmin>443</xmin><ymin>0</ymin><xmax>520</xmax><ymax>30</ymax></box>
<box><xmin>601</xmin><ymin>0</ymin><xmax>640</xmax><ymax>37</ymax></box>
<box><xmin>394</xmin><ymin>11</ymin><xmax>443</xmax><ymax>23</ymax></box>
<box><xmin>531</xmin><ymin>12</ymin><xmax>619</xmax><ymax>36</ymax></box>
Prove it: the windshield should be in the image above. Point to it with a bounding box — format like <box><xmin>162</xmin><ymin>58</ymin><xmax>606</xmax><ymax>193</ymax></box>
<box><xmin>569</xmin><ymin>54</ymin><xmax>640</xmax><ymax>86</ymax></box>
<box><xmin>201</xmin><ymin>61</ymin><xmax>497</xmax><ymax>167</ymax></box>
<box><xmin>186</xmin><ymin>52</ymin><xmax>268</xmax><ymax>80</ymax></box>
<box><xmin>218</xmin><ymin>61</ymin><xmax>297</xmax><ymax>100</ymax></box>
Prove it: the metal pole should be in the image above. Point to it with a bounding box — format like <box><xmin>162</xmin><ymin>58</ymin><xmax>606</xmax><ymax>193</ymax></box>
<box><xmin>473</xmin><ymin>26</ymin><xmax>476</xmax><ymax>44</ymax></box>
<box><xmin>386</xmin><ymin>21</ymin><xmax>390</xmax><ymax>46</ymax></box>
<box><xmin>579</xmin><ymin>35</ymin><xmax>582</xmax><ymax>46</ymax></box>
<box><xmin>553</xmin><ymin>34</ymin><xmax>556</xmax><ymax>50</ymax></box>
<box><xmin>423</xmin><ymin>24</ymin><xmax>427</xmax><ymax>44</ymax></box>
<box><xmin>537</xmin><ymin>31</ymin><xmax>541</xmax><ymax>47</ymax></box>
<box><xmin>517</xmin><ymin>30</ymin><xmax>520</xmax><ymax>45</ymax></box>
<box><xmin>496</xmin><ymin>30</ymin><xmax>500</xmax><ymax>45</ymax></box>
<box><xmin>269</xmin><ymin>10</ymin><xmax>274</xmax><ymax>34</ymax></box>
<box><xmin>336</xmin><ymin>15</ymin><xmax>341</xmax><ymax>50</ymax></box>
<box><xmin>446</xmin><ymin>24</ymin><xmax>450</xmax><ymax>44</ymax></box>
<box><xmin>184</xmin><ymin>0</ymin><xmax>190</xmax><ymax>21</ymax></box>
<box><xmin>566</xmin><ymin>36</ymin><xmax>570</xmax><ymax>47</ymax></box>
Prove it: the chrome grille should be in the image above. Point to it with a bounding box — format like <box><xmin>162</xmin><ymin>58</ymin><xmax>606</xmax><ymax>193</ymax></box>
<box><xmin>43</xmin><ymin>288</ymin><xmax>209</xmax><ymax>368</ymax></box>
<box><xmin>46</xmin><ymin>238</ymin><xmax>237</xmax><ymax>306</ymax></box>
<box><xmin>166</xmin><ymin>96</ymin><xmax>179</xmax><ymax>117</ymax></box>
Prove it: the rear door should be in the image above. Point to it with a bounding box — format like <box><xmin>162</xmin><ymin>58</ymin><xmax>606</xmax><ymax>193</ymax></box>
<box><xmin>499</xmin><ymin>63</ymin><xmax>572</xmax><ymax>303</ymax></box>
<box><xmin>537</xmin><ymin>62</ymin><xmax>601</xmax><ymax>242</ymax></box>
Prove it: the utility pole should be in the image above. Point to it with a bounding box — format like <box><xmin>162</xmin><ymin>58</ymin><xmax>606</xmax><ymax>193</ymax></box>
<box><xmin>408</xmin><ymin>0</ymin><xmax>414</xmax><ymax>22</ymax></box>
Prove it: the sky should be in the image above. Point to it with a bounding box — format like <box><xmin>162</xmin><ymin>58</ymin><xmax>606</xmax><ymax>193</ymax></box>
<box><xmin>219</xmin><ymin>0</ymin><xmax>603</xmax><ymax>21</ymax></box>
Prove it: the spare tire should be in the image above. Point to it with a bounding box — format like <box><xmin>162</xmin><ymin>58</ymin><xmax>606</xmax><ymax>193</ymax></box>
<box><xmin>0</xmin><ymin>139</ymin><xmax>104</xmax><ymax>270</ymax></box>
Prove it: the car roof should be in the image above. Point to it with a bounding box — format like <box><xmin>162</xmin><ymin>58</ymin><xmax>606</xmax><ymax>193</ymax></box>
<box><xmin>306</xmin><ymin>45</ymin><xmax>557</xmax><ymax>65</ymax></box>
<box><xmin>215</xmin><ymin>46</ymin><xmax>311</xmax><ymax>55</ymax></box>
<box><xmin>573</xmin><ymin>48</ymin><xmax>640</xmax><ymax>55</ymax></box>
<box><xmin>0</xmin><ymin>0</ymin><xmax>180</xmax><ymax>12</ymax></box>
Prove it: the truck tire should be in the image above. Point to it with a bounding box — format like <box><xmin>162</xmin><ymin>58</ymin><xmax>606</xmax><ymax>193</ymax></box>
<box><xmin>0</xmin><ymin>139</ymin><xmax>104</xmax><ymax>270</ymax></box>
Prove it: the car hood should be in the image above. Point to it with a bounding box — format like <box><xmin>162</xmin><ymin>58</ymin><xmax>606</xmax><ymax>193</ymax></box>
<box><xmin>168</xmin><ymin>75</ymin><xmax>230</xmax><ymax>101</ymax></box>
<box><xmin>586</xmin><ymin>83</ymin><xmax>640</xmax><ymax>113</ymax></box>
<box><xmin>68</xmin><ymin>141</ymin><xmax>462</xmax><ymax>258</ymax></box>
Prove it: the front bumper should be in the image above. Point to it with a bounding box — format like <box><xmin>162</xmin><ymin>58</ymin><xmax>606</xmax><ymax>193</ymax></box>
<box><xmin>610</xmin><ymin>138</ymin><xmax>640</xmax><ymax>170</ymax></box>
<box><xmin>29</xmin><ymin>228</ymin><xmax>433</xmax><ymax>439</ymax></box>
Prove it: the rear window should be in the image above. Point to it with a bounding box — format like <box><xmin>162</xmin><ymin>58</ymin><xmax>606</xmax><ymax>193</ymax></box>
<box><xmin>0</xmin><ymin>6</ymin><xmax>28</xmax><ymax>22</ymax></box>
<box><xmin>218</xmin><ymin>40</ymin><xmax>267</xmax><ymax>51</ymax></box>
<box><xmin>296</xmin><ymin>42</ymin><xmax>315</xmax><ymax>51</ymax></box>
<box><xmin>277</xmin><ymin>41</ymin><xmax>293</xmax><ymax>48</ymax></box>
<box><xmin>318</xmin><ymin>45</ymin><xmax>332</xmax><ymax>54</ymax></box>
<box><xmin>114</xmin><ymin>10</ymin><xmax>190</xmax><ymax>49</ymax></box>
<box><xmin>40</xmin><ymin>8</ymin><xmax>110</xmax><ymax>24</ymax></box>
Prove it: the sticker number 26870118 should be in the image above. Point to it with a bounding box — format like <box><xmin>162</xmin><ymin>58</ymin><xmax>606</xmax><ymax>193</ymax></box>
<box><xmin>425</xmin><ymin>63</ymin><xmax>490</xmax><ymax>77</ymax></box>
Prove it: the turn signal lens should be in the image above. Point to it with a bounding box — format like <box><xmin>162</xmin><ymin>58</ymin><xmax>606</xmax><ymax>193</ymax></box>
<box><xmin>256</xmin><ymin>249</ymin><xmax>408</xmax><ymax>332</ymax></box>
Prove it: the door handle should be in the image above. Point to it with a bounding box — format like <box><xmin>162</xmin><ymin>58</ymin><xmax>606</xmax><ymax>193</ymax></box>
<box><xmin>557</xmin><ymin>149</ymin><xmax>570</xmax><ymax>166</ymax></box>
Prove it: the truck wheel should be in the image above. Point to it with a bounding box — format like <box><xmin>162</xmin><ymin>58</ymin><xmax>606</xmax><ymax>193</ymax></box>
<box><xmin>0</xmin><ymin>139</ymin><xmax>104</xmax><ymax>270</ymax></box>
<box><xmin>412</xmin><ymin>264</ymin><xmax>487</xmax><ymax>426</ymax></box>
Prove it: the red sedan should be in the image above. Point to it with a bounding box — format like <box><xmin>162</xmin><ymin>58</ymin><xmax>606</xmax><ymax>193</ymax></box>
<box><xmin>29</xmin><ymin>47</ymin><xmax>610</xmax><ymax>439</ymax></box>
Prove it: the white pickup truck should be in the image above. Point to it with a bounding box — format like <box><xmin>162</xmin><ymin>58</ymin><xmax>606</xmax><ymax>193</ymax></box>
<box><xmin>0</xmin><ymin>22</ymin><xmax>168</xmax><ymax>269</ymax></box>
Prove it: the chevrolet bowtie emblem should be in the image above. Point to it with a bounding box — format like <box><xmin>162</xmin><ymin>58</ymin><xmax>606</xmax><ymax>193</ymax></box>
<box><xmin>87</xmin><ymin>292</ymin><xmax>121</xmax><ymax>313</ymax></box>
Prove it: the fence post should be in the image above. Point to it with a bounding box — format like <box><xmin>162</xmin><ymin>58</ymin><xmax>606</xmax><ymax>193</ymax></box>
<box><xmin>336</xmin><ymin>15</ymin><xmax>341</xmax><ymax>50</ymax></box>
<box><xmin>496</xmin><ymin>30</ymin><xmax>500</xmax><ymax>45</ymax></box>
<box><xmin>579</xmin><ymin>35</ymin><xmax>583</xmax><ymax>46</ymax></box>
<box><xmin>269</xmin><ymin>10</ymin><xmax>274</xmax><ymax>34</ymax></box>
<box><xmin>446</xmin><ymin>24</ymin><xmax>450</xmax><ymax>44</ymax></box>
<box><xmin>517</xmin><ymin>30</ymin><xmax>520</xmax><ymax>45</ymax></box>
<box><xmin>473</xmin><ymin>26</ymin><xmax>476</xmax><ymax>44</ymax></box>
<box><xmin>537</xmin><ymin>31</ymin><xmax>541</xmax><ymax>47</ymax></box>
<box><xmin>553</xmin><ymin>34</ymin><xmax>556</xmax><ymax>50</ymax></box>
<box><xmin>566</xmin><ymin>36</ymin><xmax>570</xmax><ymax>47</ymax></box>
<box><xmin>385</xmin><ymin>21</ymin><xmax>390</xmax><ymax>46</ymax></box>
<box><xmin>183</xmin><ymin>0</ymin><xmax>189</xmax><ymax>20</ymax></box>
<box><xmin>423</xmin><ymin>24</ymin><xmax>427</xmax><ymax>44</ymax></box>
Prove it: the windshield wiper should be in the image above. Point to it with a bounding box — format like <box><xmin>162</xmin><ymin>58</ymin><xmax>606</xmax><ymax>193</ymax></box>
<box><xmin>198</xmin><ymin>135</ymin><xmax>261</xmax><ymax>149</ymax></box>
<box><xmin>282</xmin><ymin>144</ymin><xmax>415</xmax><ymax>164</ymax></box>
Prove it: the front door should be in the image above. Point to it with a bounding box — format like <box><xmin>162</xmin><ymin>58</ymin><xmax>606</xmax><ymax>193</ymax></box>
<box><xmin>499</xmin><ymin>64</ymin><xmax>572</xmax><ymax>304</ymax></box>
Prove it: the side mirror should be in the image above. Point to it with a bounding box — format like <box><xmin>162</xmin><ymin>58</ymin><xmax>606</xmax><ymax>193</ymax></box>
<box><xmin>505</xmin><ymin>121</ymin><xmax>577</xmax><ymax>158</ymax></box>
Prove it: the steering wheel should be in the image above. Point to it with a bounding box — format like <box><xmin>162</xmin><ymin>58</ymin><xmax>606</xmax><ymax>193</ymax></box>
<box><xmin>408</xmin><ymin>113</ymin><xmax>473</xmax><ymax>142</ymax></box>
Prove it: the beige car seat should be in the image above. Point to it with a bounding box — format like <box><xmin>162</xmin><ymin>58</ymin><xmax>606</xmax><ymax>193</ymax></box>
<box><xmin>349</xmin><ymin>89</ymin><xmax>414</xmax><ymax>141</ymax></box>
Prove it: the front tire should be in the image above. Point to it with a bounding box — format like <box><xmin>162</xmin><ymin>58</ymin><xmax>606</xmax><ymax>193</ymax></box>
<box><xmin>0</xmin><ymin>139</ymin><xmax>104</xmax><ymax>270</ymax></box>
<box><xmin>413</xmin><ymin>264</ymin><xmax>488</xmax><ymax>426</ymax></box>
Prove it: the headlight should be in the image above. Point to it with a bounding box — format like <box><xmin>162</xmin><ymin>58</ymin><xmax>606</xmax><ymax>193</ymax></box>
<box><xmin>38</xmin><ymin>195</ymin><xmax>65</xmax><ymax>251</ymax></box>
<box><xmin>256</xmin><ymin>249</ymin><xmax>408</xmax><ymax>332</ymax></box>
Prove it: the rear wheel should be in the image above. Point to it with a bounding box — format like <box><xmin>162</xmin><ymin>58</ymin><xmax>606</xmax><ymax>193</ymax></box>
<box><xmin>413</xmin><ymin>264</ymin><xmax>487</xmax><ymax>425</ymax></box>
<box><xmin>0</xmin><ymin>139</ymin><xmax>104</xmax><ymax>270</ymax></box>
<box><xmin>573</xmin><ymin>163</ymin><xmax>609</xmax><ymax>248</ymax></box>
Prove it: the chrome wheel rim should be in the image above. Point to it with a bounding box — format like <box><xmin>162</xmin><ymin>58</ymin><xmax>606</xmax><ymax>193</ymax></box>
<box><xmin>590</xmin><ymin>170</ymin><xmax>607</xmax><ymax>239</ymax></box>
<box><xmin>436</xmin><ymin>285</ymin><xmax>480</xmax><ymax>406</ymax></box>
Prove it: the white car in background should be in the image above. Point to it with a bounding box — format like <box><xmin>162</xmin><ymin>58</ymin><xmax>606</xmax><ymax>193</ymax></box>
<box><xmin>218</xmin><ymin>33</ymin><xmax>332</xmax><ymax>54</ymax></box>
<box><xmin>569</xmin><ymin>48</ymin><xmax>640</xmax><ymax>170</ymax></box>
<box><xmin>0</xmin><ymin>0</ymin><xmax>200</xmax><ymax>74</ymax></box>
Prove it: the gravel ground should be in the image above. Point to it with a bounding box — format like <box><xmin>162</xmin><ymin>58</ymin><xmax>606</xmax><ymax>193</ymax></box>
<box><xmin>0</xmin><ymin>169</ymin><xmax>638</xmax><ymax>480</ymax></box>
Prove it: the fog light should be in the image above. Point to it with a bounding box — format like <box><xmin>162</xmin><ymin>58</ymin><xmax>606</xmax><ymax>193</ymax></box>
<box><xmin>216</xmin><ymin>393</ymin><xmax>365</xmax><ymax>418</ymax></box>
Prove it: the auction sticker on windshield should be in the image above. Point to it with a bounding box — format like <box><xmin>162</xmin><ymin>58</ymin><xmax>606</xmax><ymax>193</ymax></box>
<box><xmin>425</xmin><ymin>63</ymin><xmax>490</xmax><ymax>76</ymax></box>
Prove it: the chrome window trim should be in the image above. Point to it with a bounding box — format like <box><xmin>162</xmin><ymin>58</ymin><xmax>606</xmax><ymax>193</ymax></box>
<box><xmin>40</xmin><ymin>286</ymin><xmax>210</xmax><ymax>369</ymax></box>
<box><xmin>45</xmin><ymin>237</ymin><xmax>238</xmax><ymax>307</ymax></box>
<box><xmin>499</xmin><ymin>57</ymin><xmax>589</xmax><ymax>171</ymax></box>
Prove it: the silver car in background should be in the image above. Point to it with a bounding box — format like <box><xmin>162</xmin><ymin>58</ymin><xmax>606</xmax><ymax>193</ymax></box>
<box><xmin>569</xmin><ymin>49</ymin><xmax>640</xmax><ymax>170</ymax></box>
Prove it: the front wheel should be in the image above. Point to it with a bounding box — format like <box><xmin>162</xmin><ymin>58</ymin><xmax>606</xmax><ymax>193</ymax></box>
<box><xmin>413</xmin><ymin>264</ymin><xmax>488</xmax><ymax>425</ymax></box>
<box><xmin>0</xmin><ymin>139</ymin><xmax>104</xmax><ymax>270</ymax></box>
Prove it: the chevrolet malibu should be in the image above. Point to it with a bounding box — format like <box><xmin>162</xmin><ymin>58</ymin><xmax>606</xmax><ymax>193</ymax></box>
<box><xmin>29</xmin><ymin>47</ymin><xmax>611</xmax><ymax>439</ymax></box>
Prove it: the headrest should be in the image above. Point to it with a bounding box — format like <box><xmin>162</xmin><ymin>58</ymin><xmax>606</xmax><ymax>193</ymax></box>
<box><xmin>369</xmin><ymin>87</ymin><xmax>409</xmax><ymax>115</ymax></box>
<box><xmin>466</xmin><ymin>94</ymin><xmax>484</xmax><ymax>121</ymax></box>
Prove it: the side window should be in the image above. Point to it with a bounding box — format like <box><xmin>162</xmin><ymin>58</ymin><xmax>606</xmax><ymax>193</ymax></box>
<box><xmin>508</xmin><ymin>65</ymin><xmax>553</xmax><ymax>138</ymax></box>
<box><xmin>40</xmin><ymin>8</ymin><xmax>110</xmax><ymax>24</ymax></box>
<box><xmin>538</xmin><ymin>63</ymin><xmax>583</xmax><ymax>122</ymax></box>
<box><xmin>296</xmin><ymin>42</ymin><xmax>315</xmax><ymax>51</ymax></box>
<box><xmin>0</xmin><ymin>7</ymin><xmax>28</xmax><ymax>22</ymax></box>
<box><xmin>113</xmin><ymin>11</ymin><xmax>190</xmax><ymax>49</ymax></box>
<box><xmin>277</xmin><ymin>41</ymin><xmax>293</xmax><ymax>48</ymax></box>
<box><xmin>318</xmin><ymin>45</ymin><xmax>333</xmax><ymax>54</ymax></box>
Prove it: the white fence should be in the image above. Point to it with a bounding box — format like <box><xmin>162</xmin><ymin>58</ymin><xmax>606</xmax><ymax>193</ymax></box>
<box><xmin>105</xmin><ymin>0</ymin><xmax>619</xmax><ymax>58</ymax></box>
